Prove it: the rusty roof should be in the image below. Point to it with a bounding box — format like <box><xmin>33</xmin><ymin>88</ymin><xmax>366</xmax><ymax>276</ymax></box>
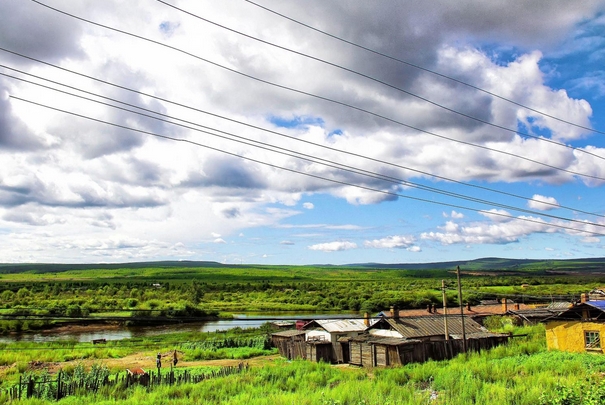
<box><xmin>127</xmin><ymin>368</ymin><xmax>147</xmax><ymax>375</ymax></box>
<box><xmin>379</xmin><ymin>303</ymin><xmax>534</xmax><ymax>319</ymax></box>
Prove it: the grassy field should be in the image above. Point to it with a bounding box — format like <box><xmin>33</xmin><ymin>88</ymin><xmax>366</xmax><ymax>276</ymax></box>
<box><xmin>2</xmin><ymin>324</ymin><xmax>605</xmax><ymax>404</ymax></box>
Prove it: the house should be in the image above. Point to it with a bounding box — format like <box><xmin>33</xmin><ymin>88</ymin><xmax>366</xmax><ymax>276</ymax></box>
<box><xmin>545</xmin><ymin>301</ymin><xmax>605</xmax><ymax>354</ymax></box>
<box><xmin>378</xmin><ymin>301</ymin><xmax>531</xmax><ymax>326</ymax></box>
<box><xmin>302</xmin><ymin>318</ymin><xmax>370</xmax><ymax>363</ymax></box>
<box><xmin>271</xmin><ymin>317</ymin><xmax>374</xmax><ymax>363</ymax></box>
<box><xmin>347</xmin><ymin>313</ymin><xmax>509</xmax><ymax>367</ymax></box>
<box><xmin>506</xmin><ymin>301</ymin><xmax>571</xmax><ymax>325</ymax></box>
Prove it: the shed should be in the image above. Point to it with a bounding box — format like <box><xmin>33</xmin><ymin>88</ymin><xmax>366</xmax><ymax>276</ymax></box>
<box><xmin>347</xmin><ymin>335</ymin><xmax>419</xmax><ymax>367</ymax></box>
<box><xmin>271</xmin><ymin>329</ymin><xmax>306</xmax><ymax>360</ymax></box>
<box><xmin>303</xmin><ymin>319</ymin><xmax>369</xmax><ymax>363</ymax></box>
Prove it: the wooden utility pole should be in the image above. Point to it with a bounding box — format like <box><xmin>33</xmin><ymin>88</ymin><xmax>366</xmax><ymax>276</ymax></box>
<box><xmin>456</xmin><ymin>266</ymin><xmax>467</xmax><ymax>353</ymax></box>
<box><xmin>442</xmin><ymin>279</ymin><xmax>449</xmax><ymax>340</ymax></box>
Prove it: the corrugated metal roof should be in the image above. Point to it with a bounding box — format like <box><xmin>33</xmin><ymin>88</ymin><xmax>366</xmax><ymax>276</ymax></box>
<box><xmin>546</xmin><ymin>302</ymin><xmax>573</xmax><ymax>310</ymax></box>
<box><xmin>312</xmin><ymin>318</ymin><xmax>369</xmax><ymax>333</ymax></box>
<box><xmin>381</xmin><ymin>315</ymin><xmax>487</xmax><ymax>338</ymax></box>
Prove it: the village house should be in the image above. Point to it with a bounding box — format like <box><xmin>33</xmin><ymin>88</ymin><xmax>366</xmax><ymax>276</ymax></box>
<box><xmin>347</xmin><ymin>311</ymin><xmax>509</xmax><ymax>367</ymax></box>
<box><xmin>271</xmin><ymin>311</ymin><xmax>509</xmax><ymax>367</ymax></box>
<box><xmin>545</xmin><ymin>300</ymin><xmax>605</xmax><ymax>354</ymax></box>
<box><xmin>302</xmin><ymin>318</ymin><xmax>370</xmax><ymax>363</ymax></box>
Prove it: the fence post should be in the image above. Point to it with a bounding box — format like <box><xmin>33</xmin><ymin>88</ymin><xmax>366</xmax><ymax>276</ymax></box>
<box><xmin>56</xmin><ymin>371</ymin><xmax>62</xmax><ymax>401</ymax></box>
<box><xmin>26</xmin><ymin>376</ymin><xmax>34</xmax><ymax>398</ymax></box>
<box><xmin>18</xmin><ymin>375</ymin><xmax>21</xmax><ymax>400</ymax></box>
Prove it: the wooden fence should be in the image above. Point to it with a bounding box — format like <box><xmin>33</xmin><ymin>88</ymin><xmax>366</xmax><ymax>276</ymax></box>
<box><xmin>5</xmin><ymin>363</ymin><xmax>248</xmax><ymax>402</ymax></box>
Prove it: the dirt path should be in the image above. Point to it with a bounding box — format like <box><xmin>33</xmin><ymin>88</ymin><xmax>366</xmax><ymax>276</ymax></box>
<box><xmin>25</xmin><ymin>353</ymin><xmax>282</xmax><ymax>375</ymax></box>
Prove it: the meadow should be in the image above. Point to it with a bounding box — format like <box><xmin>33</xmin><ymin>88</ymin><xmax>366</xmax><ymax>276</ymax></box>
<box><xmin>1</xmin><ymin>324</ymin><xmax>605</xmax><ymax>404</ymax></box>
<box><xmin>2</xmin><ymin>261</ymin><xmax>605</xmax><ymax>403</ymax></box>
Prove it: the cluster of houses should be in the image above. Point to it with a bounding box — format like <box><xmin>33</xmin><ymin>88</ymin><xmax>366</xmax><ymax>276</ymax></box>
<box><xmin>272</xmin><ymin>305</ymin><xmax>510</xmax><ymax>367</ymax></box>
<box><xmin>272</xmin><ymin>291</ymin><xmax>605</xmax><ymax>368</ymax></box>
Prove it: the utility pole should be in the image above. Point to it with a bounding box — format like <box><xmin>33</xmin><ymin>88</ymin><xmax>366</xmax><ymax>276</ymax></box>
<box><xmin>456</xmin><ymin>266</ymin><xmax>467</xmax><ymax>353</ymax></box>
<box><xmin>442</xmin><ymin>279</ymin><xmax>449</xmax><ymax>340</ymax></box>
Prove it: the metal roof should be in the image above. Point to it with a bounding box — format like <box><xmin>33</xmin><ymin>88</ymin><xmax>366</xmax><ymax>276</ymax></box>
<box><xmin>305</xmin><ymin>318</ymin><xmax>369</xmax><ymax>333</ymax></box>
<box><xmin>546</xmin><ymin>302</ymin><xmax>573</xmax><ymax>310</ymax></box>
<box><xmin>376</xmin><ymin>315</ymin><xmax>487</xmax><ymax>338</ymax></box>
<box><xmin>587</xmin><ymin>301</ymin><xmax>605</xmax><ymax>311</ymax></box>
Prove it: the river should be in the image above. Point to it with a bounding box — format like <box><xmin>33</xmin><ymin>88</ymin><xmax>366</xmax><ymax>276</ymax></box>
<box><xmin>0</xmin><ymin>312</ymin><xmax>358</xmax><ymax>343</ymax></box>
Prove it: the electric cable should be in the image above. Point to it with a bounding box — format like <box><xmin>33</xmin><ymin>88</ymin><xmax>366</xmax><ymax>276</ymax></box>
<box><xmin>4</xmin><ymin>69</ymin><xmax>604</xmax><ymax>228</ymax></box>
<box><xmin>158</xmin><ymin>0</ymin><xmax>605</xmax><ymax>162</ymax></box>
<box><xmin>1</xmin><ymin>51</ymin><xmax>603</xmax><ymax>217</ymax></box>
<box><xmin>9</xmin><ymin>94</ymin><xmax>605</xmax><ymax>238</ymax></box>
<box><xmin>28</xmin><ymin>0</ymin><xmax>605</xmax><ymax>182</ymax></box>
<box><xmin>243</xmin><ymin>0</ymin><xmax>605</xmax><ymax>139</ymax></box>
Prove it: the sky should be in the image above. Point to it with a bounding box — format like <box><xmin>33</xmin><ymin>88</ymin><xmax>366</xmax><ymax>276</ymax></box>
<box><xmin>0</xmin><ymin>0</ymin><xmax>605</xmax><ymax>265</ymax></box>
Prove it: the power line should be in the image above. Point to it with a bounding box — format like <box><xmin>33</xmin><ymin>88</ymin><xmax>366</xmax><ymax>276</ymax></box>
<box><xmin>9</xmin><ymin>94</ymin><xmax>605</xmax><ymax>238</ymax></box>
<box><xmin>243</xmin><ymin>0</ymin><xmax>605</xmax><ymax>139</ymax></box>
<box><xmin>158</xmin><ymin>0</ymin><xmax>605</xmax><ymax>163</ymax></box>
<box><xmin>28</xmin><ymin>0</ymin><xmax>605</xmax><ymax>182</ymax></box>
<box><xmin>4</xmin><ymin>69</ymin><xmax>605</xmax><ymax>230</ymax></box>
<box><xmin>2</xmin><ymin>50</ymin><xmax>603</xmax><ymax>217</ymax></box>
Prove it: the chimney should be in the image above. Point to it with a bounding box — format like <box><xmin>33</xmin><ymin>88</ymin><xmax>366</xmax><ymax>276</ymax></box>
<box><xmin>427</xmin><ymin>304</ymin><xmax>432</xmax><ymax>313</ymax></box>
<box><xmin>581</xmin><ymin>293</ymin><xmax>588</xmax><ymax>303</ymax></box>
<box><xmin>466</xmin><ymin>302</ymin><xmax>471</xmax><ymax>312</ymax></box>
<box><xmin>364</xmin><ymin>312</ymin><xmax>370</xmax><ymax>327</ymax></box>
<box><xmin>391</xmin><ymin>305</ymin><xmax>399</xmax><ymax>320</ymax></box>
<box><xmin>501</xmin><ymin>298</ymin><xmax>508</xmax><ymax>313</ymax></box>
<box><xmin>514</xmin><ymin>303</ymin><xmax>520</xmax><ymax>311</ymax></box>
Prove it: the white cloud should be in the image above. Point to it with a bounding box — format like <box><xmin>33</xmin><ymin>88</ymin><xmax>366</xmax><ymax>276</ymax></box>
<box><xmin>0</xmin><ymin>0</ymin><xmax>602</xmax><ymax>263</ymax></box>
<box><xmin>421</xmin><ymin>216</ymin><xmax>556</xmax><ymax>245</ymax></box>
<box><xmin>364</xmin><ymin>235</ymin><xmax>416</xmax><ymax>249</ymax></box>
<box><xmin>528</xmin><ymin>194</ymin><xmax>560</xmax><ymax>211</ymax></box>
<box><xmin>308</xmin><ymin>241</ymin><xmax>358</xmax><ymax>252</ymax></box>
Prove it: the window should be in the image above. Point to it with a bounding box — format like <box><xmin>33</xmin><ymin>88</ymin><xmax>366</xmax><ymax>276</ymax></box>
<box><xmin>585</xmin><ymin>331</ymin><xmax>601</xmax><ymax>350</ymax></box>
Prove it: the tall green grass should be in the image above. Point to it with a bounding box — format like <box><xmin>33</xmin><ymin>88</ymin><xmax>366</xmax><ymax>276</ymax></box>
<box><xmin>7</xmin><ymin>325</ymin><xmax>605</xmax><ymax>405</ymax></box>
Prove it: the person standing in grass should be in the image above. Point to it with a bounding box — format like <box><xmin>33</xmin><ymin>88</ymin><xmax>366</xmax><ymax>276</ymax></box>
<box><xmin>156</xmin><ymin>353</ymin><xmax>162</xmax><ymax>369</ymax></box>
<box><xmin>173</xmin><ymin>349</ymin><xmax>178</xmax><ymax>367</ymax></box>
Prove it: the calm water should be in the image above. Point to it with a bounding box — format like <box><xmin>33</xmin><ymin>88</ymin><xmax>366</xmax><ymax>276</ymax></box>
<box><xmin>0</xmin><ymin>312</ymin><xmax>357</xmax><ymax>343</ymax></box>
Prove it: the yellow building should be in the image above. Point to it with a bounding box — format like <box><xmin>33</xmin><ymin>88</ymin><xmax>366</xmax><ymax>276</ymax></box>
<box><xmin>545</xmin><ymin>302</ymin><xmax>605</xmax><ymax>354</ymax></box>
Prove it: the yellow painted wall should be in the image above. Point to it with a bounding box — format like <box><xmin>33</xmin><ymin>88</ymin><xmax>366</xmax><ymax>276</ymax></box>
<box><xmin>545</xmin><ymin>321</ymin><xmax>605</xmax><ymax>354</ymax></box>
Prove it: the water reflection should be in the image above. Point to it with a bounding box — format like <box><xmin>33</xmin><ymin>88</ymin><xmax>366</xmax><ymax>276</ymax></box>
<box><xmin>0</xmin><ymin>312</ymin><xmax>357</xmax><ymax>343</ymax></box>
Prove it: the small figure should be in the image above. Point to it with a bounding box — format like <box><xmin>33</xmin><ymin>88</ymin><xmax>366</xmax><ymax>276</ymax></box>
<box><xmin>173</xmin><ymin>349</ymin><xmax>178</xmax><ymax>367</ymax></box>
<box><xmin>156</xmin><ymin>353</ymin><xmax>162</xmax><ymax>369</ymax></box>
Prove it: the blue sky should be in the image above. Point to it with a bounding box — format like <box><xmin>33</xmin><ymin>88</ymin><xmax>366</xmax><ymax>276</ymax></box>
<box><xmin>0</xmin><ymin>1</ymin><xmax>604</xmax><ymax>264</ymax></box>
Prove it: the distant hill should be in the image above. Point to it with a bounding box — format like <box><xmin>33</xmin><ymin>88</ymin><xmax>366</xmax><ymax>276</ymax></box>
<box><xmin>1</xmin><ymin>257</ymin><xmax>605</xmax><ymax>274</ymax></box>
<box><xmin>0</xmin><ymin>261</ymin><xmax>226</xmax><ymax>274</ymax></box>
<box><xmin>347</xmin><ymin>257</ymin><xmax>605</xmax><ymax>272</ymax></box>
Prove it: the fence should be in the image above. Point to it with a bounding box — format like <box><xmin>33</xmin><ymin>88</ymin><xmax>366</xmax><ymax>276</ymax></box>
<box><xmin>5</xmin><ymin>363</ymin><xmax>248</xmax><ymax>402</ymax></box>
